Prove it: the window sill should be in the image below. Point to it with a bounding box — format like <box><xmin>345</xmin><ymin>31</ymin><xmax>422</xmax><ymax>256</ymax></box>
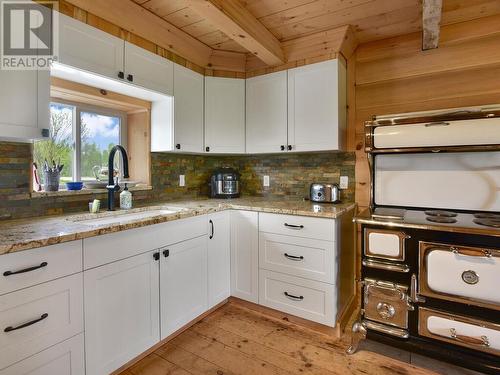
<box><xmin>31</xmin><ymin>185</ymin><xmax>152</xmax><ymax>199</ymax></box>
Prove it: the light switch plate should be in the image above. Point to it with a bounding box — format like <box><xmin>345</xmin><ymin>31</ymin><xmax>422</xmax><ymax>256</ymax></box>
<box><xmin>263</xmin><ymin>175</ymin><xmax>270</xmax><ymax>187</ymax></box>
<box><xmin>340</xmin><ymin>176</ymin><xmax>348</xmax><ymax>189</ymax></box>
<box><xmin>179</xmin><ymin>175</ymin><xmax>185</xmax><ymax>187</ymax></box>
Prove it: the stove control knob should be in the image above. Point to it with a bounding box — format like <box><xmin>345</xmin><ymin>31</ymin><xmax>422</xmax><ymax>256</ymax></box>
<box><xmin>376</xmin><ymin>302</ymin><xmax>396</xmax><ymax>319</ymax></box>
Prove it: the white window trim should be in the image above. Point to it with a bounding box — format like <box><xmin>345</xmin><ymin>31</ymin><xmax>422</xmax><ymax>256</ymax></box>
<box><xmin>50</xmin><ymin>99</ymin><xmax>127</xmax><ymax>182</ymax></box>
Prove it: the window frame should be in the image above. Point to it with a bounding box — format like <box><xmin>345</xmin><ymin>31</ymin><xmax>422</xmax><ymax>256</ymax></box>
<box><xmin>49</xmin><ymin>99</ymin><xmax>127</xmax><ymax>182</ymax></box>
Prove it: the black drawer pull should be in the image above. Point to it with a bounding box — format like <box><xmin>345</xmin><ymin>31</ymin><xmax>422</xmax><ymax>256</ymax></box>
<box><xmin>284</xmin><ymin>292</ymin><xmax>304</xmax><ymax>301</ymax></box>
<box><xmin>163</xmin><ymin>249</ymin><xmax>170</xmax><ymax>258</ymax></box>
<box><xmin>153</xmin><ymin>252</ymin><xmax>160</xmax><ymax>261</ymax></box>
<box><xmin>284</xmin><ymin>223</ymin><xmax>304</xmax><ymax>230</ymax></box>
<box><xmin>3</xmin><ymin>262</ymin><xmax>48</xmax><ymax>277</ymax></box>
<box><xmin>4</xmin><ymin>313</ymin><xmax>48</xmax><ymax>332</ymax></box>
<box><xmin>284</xmin><ymin>253</ymin><xmax>304</xmax><ymax>261</ymax></box>
<box><xmin>209</xmin><ymin>219</ymin><xmax>214</xmax><ymax>239</ymax></box>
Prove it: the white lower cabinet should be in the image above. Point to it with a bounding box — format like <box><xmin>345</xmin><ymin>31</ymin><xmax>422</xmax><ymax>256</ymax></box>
<box><xmin>0</xmin><ymin>274</ymin><xmax>83</xmax><ymax>370</ymax></box>
<box><xmin>160</xmin><ymin>236</ymin><xmax>208</xmax><ymax>339</ymax></box>
<box><xmin>84</xmin><ymin>250</ymin><xmax>160</xmax><ymax>375</ymax></box>
<box><xmin>207</xmin><ymin>212</ymin><xmax>231</xmax><ymax>308</ymax></box>
<box><xmin>0</xmin><ymin>334</ymin><xmax>84</xmax><ymax>375</ymax></box>
<box><xmin>230</xmin><ymin>210</ymin><xmax>259</xmax><ymax>303</ymax></box>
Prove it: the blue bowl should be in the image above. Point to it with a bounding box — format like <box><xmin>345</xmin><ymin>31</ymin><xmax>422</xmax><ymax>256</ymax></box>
<box><xmin>66</xmin><ymin>182</ymin><xmax>84</xmax><ymax>191</ymax></box>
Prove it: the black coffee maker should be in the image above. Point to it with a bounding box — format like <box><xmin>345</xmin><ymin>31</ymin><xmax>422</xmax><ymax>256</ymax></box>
<box><xmin>209</xmin><ymin>167</ymin><xmax>240</xmax><ymax>198</ymax></box>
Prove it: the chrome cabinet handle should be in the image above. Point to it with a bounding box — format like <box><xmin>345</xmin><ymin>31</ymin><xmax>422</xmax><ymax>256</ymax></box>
<box><xmin>450</xmin><ymin>328</ymin><xmax>490</xmax><ymax>347</ymax></box>
<box><xmin>284</xmin><ymin>253</ymin><xmax>304</xmax><ymax>261</ymax></box>
<box><xmin>284</xmin><ymin>292</ymin><xmax>304</xmax><ymax>301</ymax></box>
<box><xmin>284</xmin><ymin>223</ymin><xmax>304</xmax><ymax>230</ymax></box>
<box><xmin>4</xmin><ymin>313</ymin><xmax>48</xmax><ymax>332</ymax></box>
<box><xmin>3</xmin><ymin>262</ymin><xmax>48</xmax><ymax>277</ymax></box>
<box><xmin>450</xmin><ymin>246</ymin><xmax>493</xmax><ymax>258</ymax></box>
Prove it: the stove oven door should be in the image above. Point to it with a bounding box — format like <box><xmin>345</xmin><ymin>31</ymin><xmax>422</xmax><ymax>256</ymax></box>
<box><xmin>364</xmin><ymin>228</ymin><xmax>409</xmax><ymax>261</ymax></box>
<box><xmin>419</xmin><ymin>242</ymin><xmax>500</xmax><ymax>310</ymax></box>
<box><xmin>419</xmin><ymin>307</ymin><xmax>500</xmax><ymax>356</ymax></box>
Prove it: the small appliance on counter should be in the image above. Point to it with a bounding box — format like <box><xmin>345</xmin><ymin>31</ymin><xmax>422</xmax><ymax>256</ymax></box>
<box><xmin>209</xmin><ymin>167</ymin><xmax>240</xmax><ymax>199</ymax></box>
<box><xmin>310</xmin><ymin>183</ymin><xmax>341</xmax><ymax>203</ymax></box>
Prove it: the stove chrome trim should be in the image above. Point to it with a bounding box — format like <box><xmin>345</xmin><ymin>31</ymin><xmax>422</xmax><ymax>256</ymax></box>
<box><xmin>364</xmin><ymin>319</ymin><xmax>410</xmax><ymax>339</ymax></box>
<box><xmin>419</xmin><ymin>307</ymin><xmax>500</xmax><ymax>356</ymax></box>
<box><xmin>364</xmin><ymin>228</ymin><xmax>409</xmax><ymax>261</ymax></box>
<box><xmin>419</xmin><ymin>241</ymin><xmax>500</xmax><ymax>311</ymax></box>
<box><xmin>362</xmin><ymin>258</ymin><xmax>410</xmax><ymax>273</ymax></box>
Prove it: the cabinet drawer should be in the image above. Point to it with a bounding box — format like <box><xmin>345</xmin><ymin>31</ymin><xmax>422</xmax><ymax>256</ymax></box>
<box><xmin>84</xmin><ymin>215</ymin><xmax>207</xmax><ymax>269</ymax></box>
<box><xmin>259</xmin><ymin>270</ymin><xmax>336</xmax><ymax>327</ymax></box>
<box><xmin>259</xmin><ymin>213</ymin><xmax>335</xmax><ymax>242</ymax></box>
<box><xmin>0</xmin><ymin>333</ymin><xmax>84</xmax><ymax>375</ymax></box>
<box><xmin>259</xmin><ymin>233</ymin><xmax>336</xmax><ymax>284</ymax></box>
<box><xmin>0</xmin><ymin>274</ymin><xmax>84</xmax><ymax>370</ymax></box>
<box><xmin>0</xmin><ymin>241</ymin><xmax>82</xmax><ymax>295</ymax></box>
<box><xmin>419</xmin><ymin>308</ymin><xmax>500</xmax><ymax>356</ymax></box>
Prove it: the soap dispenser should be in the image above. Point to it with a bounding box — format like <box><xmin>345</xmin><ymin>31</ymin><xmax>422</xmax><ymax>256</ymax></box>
<box><xmin>120</xmin><ymin>183</ymin><xmax>132</xmax><ymax>209</ymax></box>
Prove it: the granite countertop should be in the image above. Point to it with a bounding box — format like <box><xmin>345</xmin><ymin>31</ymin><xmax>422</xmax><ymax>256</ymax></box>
<box><xmin>0</xmin><ymin>198</ymin><xmax>356</xmax><ymax>255</ymax></box>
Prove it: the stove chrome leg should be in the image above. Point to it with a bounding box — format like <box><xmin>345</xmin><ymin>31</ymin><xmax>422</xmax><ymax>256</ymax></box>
<box><xmin>346</xmin><ymin>321</ymin><xmax>367</xmax><ymax>354</ymax></box>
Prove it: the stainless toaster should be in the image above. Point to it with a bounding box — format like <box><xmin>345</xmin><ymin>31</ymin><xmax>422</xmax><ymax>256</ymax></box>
<box><xmin>310</xmin><ymin>183</ymin><xmax>341</xmax><ymax>203</ymax></box>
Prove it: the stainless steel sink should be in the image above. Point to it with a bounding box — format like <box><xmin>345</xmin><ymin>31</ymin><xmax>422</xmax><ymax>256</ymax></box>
<box><xmin>73</xmin><ymin>208</ymin><xmax>183</xmax><ymax>226</ymax></box>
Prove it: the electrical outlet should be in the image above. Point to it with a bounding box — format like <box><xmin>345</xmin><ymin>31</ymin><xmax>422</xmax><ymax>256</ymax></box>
<box><xmin>339</xmin><ymin>176</ymin><xmax>348</xmax><ymax>189</ymax></box>
<box><xmin>179</xmin><ymin>175</ymin><xmax>185</xmax><ymax>187</ymax></box>
<box><xmin>263</xmin><ymin>175</ymin><xmax>270</xmax><ymax>187</ymax></box>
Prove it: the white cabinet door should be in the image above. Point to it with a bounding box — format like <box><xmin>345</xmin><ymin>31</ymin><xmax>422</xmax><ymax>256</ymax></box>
<box><xmin>59</xmin><ymin>14</ymin><xmax>124</xmax><ymax>80</ymax></box>
<box><xmin>173</xmin><ymin>64</ymin><xmax>204</xmax><ymax>153</ymax></box>
<box><xmin>0</xmin><ymin>69</ymin><xmax>49</xmax><ymax>140</ymax></box>
<box><xmin>160</xmin><ymin>236</ymin><xmax>207</xmax><ymax>339</ymax></box>
<box><xmin>230</xmin><ymin>211</ymin><xmax>259</xmax><ymax>303</ymax></box>
<box><xmin>205</xmin><ymin>77</ymin><xmax>245</xmax><ymax>154</ymax></box>
<box><xmin>124</xmin><ymin>42</ymin><xmax>173</xmax><ymax>95</ymax></box>
<box><xmin>207</xmin><ymin>211</ymin><xmax>231</xmax><ymax>308</ymax></box>
<box><xmin>84</xmin><ymin>251</ymin><xmax>160</xmax><ymax>375</ymax></box>
<box><xmin>287</xmin><ymin>59</ymin><xmax>346</xmax><ymax>152</ymax></box>
<box><xmin>0</xmin><ymin>334</ymin><xmax>84</xmax><ymax>375</ymax></box>
<box><xmin>246</xmin><ymin>71</ymin><xmax>288</xmax><ymax>154</ymax></box>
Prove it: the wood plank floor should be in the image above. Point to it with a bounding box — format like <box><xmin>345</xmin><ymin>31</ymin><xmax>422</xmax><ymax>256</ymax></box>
<box><xmin>118</xmin><ymin>302</ymin><xmax>453</xmax><ymax>375</ymax></box>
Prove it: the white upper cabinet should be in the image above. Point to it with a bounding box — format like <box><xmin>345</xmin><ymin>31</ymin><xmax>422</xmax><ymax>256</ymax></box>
<box><xmin>124</xmin><ymin>42</ymin><xmax>173</xmax><ymax>95</ymax></box>
<box><xmin>59</xmin><ymin>14</ymin><xmax>124</xmax><ymax>80</ymax></box>
<box><xmin>0</xmin><ymin>69</ymin><xmax>49</xmax><ymax>140</ymax></box>
<box><xmin>173</xmin><ymin>64</ymin><xmax>204</xmax><ymax>153</ymax></box>
<box><xmin>246</xmin><ymin>71</ymin><xmax>288</xmax><ymax>154</ymax></box>
<box><xmin>205</xmin><ymin>77</ymin><xmax>245</xmax><ymax>154</ymax></box>
<box><xmin>288</xmin><ymin>59</ymin><xmax>347</xmax><ymax>152</ymax></box>
<box><xmin>207</xmin><ymin>212</ymin><xmax>231</xmax><ymax>308</ymax></box>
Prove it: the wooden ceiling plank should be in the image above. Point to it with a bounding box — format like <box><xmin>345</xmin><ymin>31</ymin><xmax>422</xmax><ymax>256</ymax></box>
<box><xmin>163</xmin><ymin>7</ymin><xmax>205</xmax><ymax>28</ymax></box>
<box><xmin>185</xmin><ymin>0</ymin><xmax>285</xmax><ymax>66</ymax></box>
<box><xmin>181</xmin><ymin>19</ymin><xmax>220</xmax><ymax>38</ymax></box>
<box><xmin>269</xmin><ymin>0</ymin><xmax>421</xmax><ymax>41</ymax></box>
<box><xmin>140</xmin><ymin>0</ymin><xmax>186</xmax><ymax>17</ymax></box>
<box><xmin>242</xmin><ymin>0</ymin><xmax>316</xmax><ymax>19</ymax></box>
<box><xmin>63</xmin><ymin>0</ymin><xmax>246</xmax><ymax>72</ymax></box>
<box><xmin>422</xmin><ymin>0</ymin><xmax>443</xmax><ymax>50</ymax></box>
<box><xmin>441</xmin><ymin>0</ymin><xmax>500</xmax><ymax>25</ymax></box>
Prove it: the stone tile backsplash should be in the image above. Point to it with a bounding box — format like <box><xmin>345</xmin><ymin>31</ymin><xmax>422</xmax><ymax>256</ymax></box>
<box><xmin>0</xmin><ymin>141</ymin><xmax>355</xmax><ymax>219</ymax></box>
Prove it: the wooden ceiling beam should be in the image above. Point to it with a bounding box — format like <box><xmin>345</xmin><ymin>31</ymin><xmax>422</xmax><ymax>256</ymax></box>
<box><xmin>422</xmin><ymin>0</ymin><xmax>443</xmax><ymax>50</ymax></box>
<box><xmin>62</xmin><ymin>0</ymin><xmax>246</xmax><ymax>72</ymax></box>
<box><xmin>185</xmin><ymin>0</ymin><xmax>285</xmax><ymax>66</ymax></box>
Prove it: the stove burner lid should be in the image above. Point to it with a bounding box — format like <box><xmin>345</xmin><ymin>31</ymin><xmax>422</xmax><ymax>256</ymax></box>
<box><xmin>425</xmin><ymin>210</ymin><xmax>458</xmax><ymax>218</ymax></box>
<box><xmin>426</xmin><ymin>216</ymin><xmax>458</xmax><ymax>224</ymax></box>
<box><xmin>474</xmin><ymin>213</ymin><xmax>500</xmax><ymax>220</ymax></box>
<box><xmin>473</xmin><ymin>218</ymin><xmax>500</xmax><ymax>228</ymax></box>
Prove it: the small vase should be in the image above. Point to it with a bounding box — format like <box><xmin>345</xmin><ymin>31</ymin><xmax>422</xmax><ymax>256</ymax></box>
<box><xmin>44</xmin><ymin>170</ymin><xmax>60</xmax><ymax>192</ymax></box>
